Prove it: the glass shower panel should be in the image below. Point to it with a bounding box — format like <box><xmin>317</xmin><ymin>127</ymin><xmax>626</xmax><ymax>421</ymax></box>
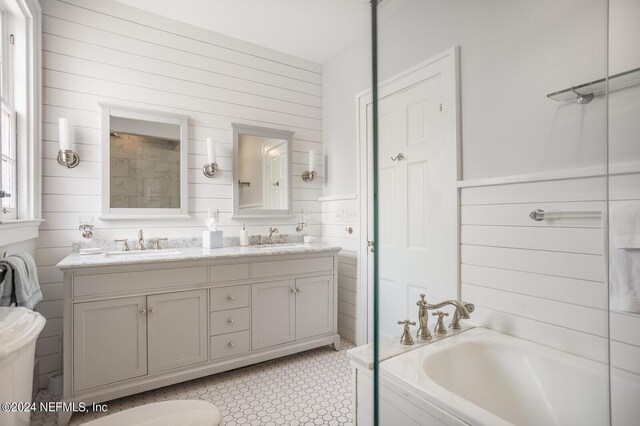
<box><xmin>608</xmin><ymin>0</ymin><xmax>640</xmax><ymax>424</ymax></box>
<box><xmin>372</xmin><ymin>1</ymin><xmax>610</xmax><ymax>425</ymax></box>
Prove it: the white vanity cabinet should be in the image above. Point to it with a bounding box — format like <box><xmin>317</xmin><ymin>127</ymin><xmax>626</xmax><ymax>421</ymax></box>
<box><xmin>252</xmin><ymin>280</ymin><xmax>297</xmax><ymax>350</ymax></box>
<box><xmin>251</xmin><ymin>274</ymin><xmax>335</xmax><ymax>351</ymax></box>
<box><xmin>147</xmin><ymin>289</ymin><xmax>208</xmax><ymax>374</ymax></box>
<box><xmin>59</xmin><ymin>248</ymin><xmax>340</xmax><ymax>420</ymax></box>
<box><xmin>72</xmin><ymin>296</ymin><xmax>148</xmax><ymax>392</ymax></box>
<box><xmin>73</xmin><ymin>289</ymin><xmax>208</xmax><ymax>391</ymax></box>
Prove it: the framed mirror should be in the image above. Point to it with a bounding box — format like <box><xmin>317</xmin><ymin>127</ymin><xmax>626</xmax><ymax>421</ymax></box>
<box><xmin>100</xmin><ymin>104</ymin><xmax>190</xmax><ymax>219</ymax></box>
<box><xmin>232</xmin><ymin>123</ymin><xmax>294</xmax><ymax>218</ymax></box>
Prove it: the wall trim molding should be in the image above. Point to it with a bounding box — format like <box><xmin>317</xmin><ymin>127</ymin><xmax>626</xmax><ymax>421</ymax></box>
<box><xmin>0</xmin><ymin>219</ymin><xmax>43</xmax><ymax>247</ymax></box>
<box><xmin>318</xmin><ymin>194</ymin><xmax>357</xmax><ymax>202</ymax></box>
<box><xmin>458</xmin><ymin>161</ymin><xmax>640</xmax><ymax>188</ymax></box>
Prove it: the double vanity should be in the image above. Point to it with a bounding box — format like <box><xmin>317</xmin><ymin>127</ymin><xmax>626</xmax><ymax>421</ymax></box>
<box><xmin>57</xmin><ymin>244</ymin><xmax>341</xmax><ymax>417</ymax></box>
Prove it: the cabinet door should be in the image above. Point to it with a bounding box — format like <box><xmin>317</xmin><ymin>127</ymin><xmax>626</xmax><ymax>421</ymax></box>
<box><xmin>147</xmin><ymin>289</ymin><xmax>208</xmax><ymax>374</ymax></box>
<box><xmin>252</xmin><ymin>280</ymin><xmax>295</xmax><ymax>350</ymax></box>
<box><xmin>73</xmin><ymin>296</ymin><xmax>147</xmax><ymax>391</ymax></box>
<box><xmin>295</xmin><ymin>275</ymin><xmax>334</xmax><ymax>340</ymax></box>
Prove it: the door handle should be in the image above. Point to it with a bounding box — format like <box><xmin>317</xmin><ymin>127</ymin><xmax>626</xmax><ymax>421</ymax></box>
<box><xmin>368</xmin><ymin>240</ymin><xmax>375</xmax><ymax>253</ymax></box>
<box><xmin>391</xmin><ymin>153</ymin><xmax>405</xmax><ymax>161</ymax></box>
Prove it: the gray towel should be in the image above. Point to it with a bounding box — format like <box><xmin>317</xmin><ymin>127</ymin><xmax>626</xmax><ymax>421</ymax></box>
<box><xmin>0</xmin><ymin>253</ymin><xmax>42</xmax><ymax>309</ymax></box>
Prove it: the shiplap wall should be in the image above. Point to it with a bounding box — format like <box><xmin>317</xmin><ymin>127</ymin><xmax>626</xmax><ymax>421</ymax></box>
<box><xmin>35</xmin><ymin>0</ymin><xmax>324</xmax><ymax>387</ymax></box>
<box><xmin>321</xmin><ymin>197</ymin><xmax>361</xmax><ymax>344</ymax></box>
<box><xmin>460</xmin><ymin>170</ymin><xmax>640</xmax><ymax>376</ymax></box>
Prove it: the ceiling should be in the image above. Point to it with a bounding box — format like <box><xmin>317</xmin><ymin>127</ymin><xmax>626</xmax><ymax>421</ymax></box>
<box><xmin>113</xmin><ymin>0</ymin><xmax>372</xmax><ymax>64</ymax></box>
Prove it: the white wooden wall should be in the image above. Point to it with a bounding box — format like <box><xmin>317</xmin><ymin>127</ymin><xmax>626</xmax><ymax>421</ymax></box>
<box><xmin>461</xmin><ymin>170</ymin><xmax>640</xmax><ymax>377</ymax></box>
<box><xmin>321</xmin><ymin>197</ymin><xmax>360</xmax><ymax>344</ymax></box>
<box><xmin>35</xmin><ymin>0</ymin><xmax>323</xmax><ymax>387</ymax></box>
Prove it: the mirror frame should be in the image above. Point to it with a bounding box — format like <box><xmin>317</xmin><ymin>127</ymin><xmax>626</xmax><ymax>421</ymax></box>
<box><xmin>232</xmin><ymin>123</ymin><xmax>295</xmax><ymax>218</ymax></box>
<box><xmin>99</xmin><ymin>103</ymin><xmax>190</xmax><ymax>219</ymax></box>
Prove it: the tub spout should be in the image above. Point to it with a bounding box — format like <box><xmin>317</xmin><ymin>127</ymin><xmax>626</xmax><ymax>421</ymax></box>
<box><xmin>425</xmin><ymin>299</ymin><xmax>473</xmax><ymax>330</ymax></box>
<box><xmin>450</xmin><ymin>302</ymin><xmax>475</xmax><ymax>330</ymax></box>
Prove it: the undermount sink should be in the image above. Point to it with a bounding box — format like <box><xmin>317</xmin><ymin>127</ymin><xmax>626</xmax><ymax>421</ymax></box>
<box><xmin>105</xmin><ymin>249</ymin><xmax>180</xmax><ymax>256</ymax></box>
<box><xmin>254</xmin><ymin>244</ymin><xmax>304</xmax><ymax>249</ymax></box>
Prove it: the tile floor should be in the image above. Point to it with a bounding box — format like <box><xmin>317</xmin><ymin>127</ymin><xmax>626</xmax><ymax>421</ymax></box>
<box><xmin>31</xmin><ymin>339</ymin><xmax>355</xmax><ymax>426</ymax></box>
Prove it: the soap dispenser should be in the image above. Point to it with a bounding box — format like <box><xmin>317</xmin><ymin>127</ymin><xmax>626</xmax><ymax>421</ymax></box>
<box><xmin>239</xmin><ymin>223</ymin><xmax>249</xmax><ymax>246</ymax></box>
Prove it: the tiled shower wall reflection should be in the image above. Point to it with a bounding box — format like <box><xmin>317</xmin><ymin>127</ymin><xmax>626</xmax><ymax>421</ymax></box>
<box><xmin>110</xmin><ymin>134</ymin><xmax>181</xmax><ymax>208</ymax></box>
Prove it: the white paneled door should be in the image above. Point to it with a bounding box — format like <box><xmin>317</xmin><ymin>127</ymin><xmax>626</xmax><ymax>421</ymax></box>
<box><xmin>360</xmin><ymin>49</ymin><xmax>460</xmax><ymax>340</ymax></box>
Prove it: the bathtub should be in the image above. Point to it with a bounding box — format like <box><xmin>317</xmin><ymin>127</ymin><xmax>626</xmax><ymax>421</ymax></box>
<box><xmin>380</xmin><ymin>327</ymin><xmax>639</xmax><ymax>426</ymax></box>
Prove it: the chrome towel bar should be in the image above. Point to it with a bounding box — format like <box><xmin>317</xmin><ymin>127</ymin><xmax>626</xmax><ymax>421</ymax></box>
<box><xmin>529</xmin><ymin>209</ymin><xmax>601</xmax><ymax>221</ymax></box>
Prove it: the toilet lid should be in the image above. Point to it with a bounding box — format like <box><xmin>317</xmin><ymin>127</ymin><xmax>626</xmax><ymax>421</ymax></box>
<box><xmin>0</xmin><ymin>307</ymin><xmax>46</xmax><ymax>359</ymax></box>
<box><xmin>80</xmin><ymin>400</ymin><xmax>221</xmax><ymax>426</ymax></box>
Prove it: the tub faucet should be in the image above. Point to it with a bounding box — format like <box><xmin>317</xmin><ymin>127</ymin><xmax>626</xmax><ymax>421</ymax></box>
<box><xmin>416</xmin><ymin>294</ymin><xmax>432</xmax><ymax>341</ymax></box>
<box><xmin>416</xmin><ymin>295</ymin><xmax>473</xmax><ymax>335</ymax></box>
<box><xmin>450</xmin><ymin>302</ymin><xmax>475</xmax><ymax>330</ymax></box>
<box><xmin>397</xmin><ymin>319</ymin><xmax>416</xmax><ymax>345</ymax></box>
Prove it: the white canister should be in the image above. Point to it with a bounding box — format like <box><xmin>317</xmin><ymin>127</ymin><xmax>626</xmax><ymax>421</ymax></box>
<box><xmin>239</xmin><ymin>223</ymin><xmax>249</xmax><ymax>246</ymax></box>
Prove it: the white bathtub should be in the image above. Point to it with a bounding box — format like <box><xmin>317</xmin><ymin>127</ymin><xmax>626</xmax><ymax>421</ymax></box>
<box><xmin>381</xmin><ymin>327</ymin><xmax>639</xmax><ymax>426</ymax></box>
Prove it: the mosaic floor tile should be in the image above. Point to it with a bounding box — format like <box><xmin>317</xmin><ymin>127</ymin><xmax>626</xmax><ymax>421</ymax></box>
<box><xmin>30</xmin><ymin>339</ymin><xmax>355</xmax><ymax>426</ymax></box>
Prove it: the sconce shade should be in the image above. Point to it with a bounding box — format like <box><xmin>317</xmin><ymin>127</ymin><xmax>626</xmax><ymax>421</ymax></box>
<box><xmin>59</xmin><ymin>118</ymin><xmax>72</xmax><ymax>151</ymax></box>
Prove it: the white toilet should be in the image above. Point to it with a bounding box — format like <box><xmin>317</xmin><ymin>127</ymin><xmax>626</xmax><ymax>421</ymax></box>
<box><xmin>0</xmin><ymin>307</ymin><xmax>46</xmax><ymax>426</ymax></box>
<box><xmin>0</xmin><ymin>306</ymin><xmax>219</xmax><ymax>426</ymax></box>
<box><xmin>80</xmin><ymin>400</ymin><xmax>221</xmax><ymax>426</ymax></box>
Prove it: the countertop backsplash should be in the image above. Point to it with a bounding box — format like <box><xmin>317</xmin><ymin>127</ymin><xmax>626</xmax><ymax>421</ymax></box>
<box><xmin>72</xmin><ymin>234</ymin><xmax>304</xmax><ymax>252</ymax></box>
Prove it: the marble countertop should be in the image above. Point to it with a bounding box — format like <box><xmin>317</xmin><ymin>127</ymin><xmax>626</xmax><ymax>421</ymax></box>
<box><xmin>57</xmin><ymin>244</ymin><xmax>341</xmax><ymax>269</ymax></box>
<box><xmin>346</xmin><ymin>324</ymin><xmax>475</xmax><ymax>370</ymax></box>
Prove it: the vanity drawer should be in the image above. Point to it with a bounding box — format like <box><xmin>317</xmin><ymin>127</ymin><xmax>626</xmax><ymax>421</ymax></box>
<box><xmin>210</xmin><ymin>285</ymin><xmax>249</xmax><ymax>311</ymax></box>
<box><xmin>209</xmin><ymin>264</ymin><xmax>249</xmax><ymax>283</ymax></box>
<box><xmin>210</xmin><ymin>308</ymin><xmax>250</xmax><ymax>336</ymax></box>
<box><xmin>210</xmin><ymin>330</ymin><xmax>250</xmax><ymax>360</ymax></box>
<box><xmin>73</xmin><ymin>267</ymin><xmax>207</xmax><ymax>297</ymax></box>
<box><xmin>251</xmin><ymin>256</ymin><xmax>334</xmax><ymax>279</ymax></box>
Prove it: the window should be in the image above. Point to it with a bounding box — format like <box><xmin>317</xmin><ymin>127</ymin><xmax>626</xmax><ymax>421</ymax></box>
<box><xmin>0</xmin><ymin>0</ymin><xmax>41</xmax><ymax>233</ymax></box>
<box><xmin>1</xmin><ymin>102</ymin><xmax>16</xmax><ymax>219</ymax></box>
<box><xmin>0</xmin><ymin>14</ymin><xmax>16</xmax><ymax>219</ymax></box>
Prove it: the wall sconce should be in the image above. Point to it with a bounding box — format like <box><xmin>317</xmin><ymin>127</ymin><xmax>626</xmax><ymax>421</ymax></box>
<box><xmin>203</xmin><ymin>137</ymin><xmax>219</xmax><ymax>178</ymax></box>
<box><xmin>79</xmin><ymin>215</ymin><xmax>94</xmax><ymax>239</ymax></box>
<box><xmin>57</xmin><ymin>118</ymin><xmax>80</xmax><ymax>168</ymax></box>
<box><xmin>302</xmin><ymin>149</ymin><xmax>316</xmax><ymax>182</ymax></box>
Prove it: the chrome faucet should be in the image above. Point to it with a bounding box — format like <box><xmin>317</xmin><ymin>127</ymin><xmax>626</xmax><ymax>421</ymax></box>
<box><xmin>416</xmin><ymin>294</ymin><xmax>473</xmax><ymax>336</ymax></box>
<box><xmin>450</xmin><ymin>302</ymin><xmax>475</xmax><ymax>330</ymax></box>
<box><xmin>416</xmin><ymin>294</ymin><xmax>432</xmax><ymax>341</ymax></box>
<box><xmin>268</xmin><ymin>227</ymin><xmax>279</xmax><ymax>244</ymax></box>
<box><xmin>138</xmin><ymin>229</ymin><xmax>145</xmax><ymax>250</ymax></box>
<box><xmin>114</xmin><ymin>239</ymin><xmax>130</xmax><ymax>251</ymax></box>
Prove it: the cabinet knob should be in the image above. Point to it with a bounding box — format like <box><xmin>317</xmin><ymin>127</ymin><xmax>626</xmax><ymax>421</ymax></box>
<box><xmin>296</xmin><ymin>288</ymin><xmax>302</xmax><ymax>293</ymax></box>
<box><xmin>139</xmin><ymin>308</ymin><xmax>146</xmax><ymax>315</ymax></box>
<box><xmin>228</xmin><ymin>342</ymin><xmax>235</xmax><ymax>349</ymax></box>
<box><xmin>227</xmin><ymin>295</ymin><xmax>234</xmax><ymax>301</ymax></box>
<box><xmin>148</xmin><ymin>307</ymin><xmax>155</xmax><ymax>314</ymax></box>
<box><xmin>290</xmin><ymin>288</ymin><xmax>296</xmax><ymax>294</ymax></box>
<box><xmin>227</xmin><ymin>319</ymin><xmax>234</xmax><ymax>325</ymax></box>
